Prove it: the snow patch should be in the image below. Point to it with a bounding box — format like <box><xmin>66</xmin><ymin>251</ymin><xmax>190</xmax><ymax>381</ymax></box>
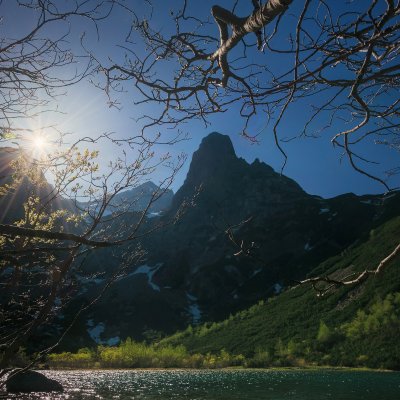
<box><xmin>105</xmin><ymin>336</ymin><xmax>120</xmax><ymax>346</ymax></box>
<box><xmin>304</xmin><ymin>242</ymin><xmax>314</xmax><ymax>251</ymax></box>
<box><xmin>250</xmin><ymin>268</ymin><xmax>262</xmax><ymax>278</ymax></box>
<box><xmin>147</xmin><ymin>211</ymin><xmax>162</xmax><ymax>218</ymax></box>
<box><xmin>86</xmin><ymin>320</ymin><xmax>119</xmax><ymax>345</ymax></box>
<box><xmin>129</xmin><ymin>263</ymin><xmax>163</xmax><ymax>291</ymax></box>
<box><xmin>319</xmin><ymin>207</ymin><xmax>330</xmax><ymax>214</ymax></box>
<box><xmin>87</xmin><ymin>320</ymin><xmax>105</xmax><ymax>344</ymax></box>
<box><xmin>273</xmin><ymin>283</ymin><xmax>283</xmax><ymax>294</ymax></box>
<box><xmin>188</xmin><ymin>304</ymin><xmax>202</xmax><ymax>324</ymax></box>
<box><xmin>360</xmin><ymin>199</ymin><xmax>372</xmax><ymax>205</ymax></box>
<box><xmin>186</xmin><ymin>292</ymin><xmax>198</xmax><ymax>302</ymax></box>
<box><xmin>186</xmin><ymin>292</ymin><xmax>202</xmax><ymax>324</ymax></box>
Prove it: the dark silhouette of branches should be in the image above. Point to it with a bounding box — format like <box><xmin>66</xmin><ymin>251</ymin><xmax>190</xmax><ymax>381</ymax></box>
<box><xmin>0</xmin><ymin>134</ymin><xmax>186</xmax><ymax>371</ymax></box>
<box><xmin>103</xmin><ymin>0</ymin><xmax>400</xmax><ymax>188</ymax></box>
<box><xmin>296</xmin><ymin>242</ymin><xmax>400</xmax><ymax>297</ymax></box>
<box><xmin>220</xmin><ymin>212</ymin><xmax>400</xmax><ymax>297</ymax></box>
<box><xmin>0</xmin><ymin>1</ymin><xmax>186</xmax><ymax>376</ymax></box>
<box><xmin>0</xmin><ymin>0</ymin><xmax>123</xmax><ymax>140</ymax></box>
<box><xmin>100</xmin><ymin>0</ymin><xmax>400</xmax><ymax>300</ymax></box>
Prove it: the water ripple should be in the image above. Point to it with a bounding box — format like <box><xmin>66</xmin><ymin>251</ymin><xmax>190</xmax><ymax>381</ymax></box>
<box><xmin>2</xmin><ymin>369</ymin><xmax>400</xmax><ymax>400</ymax></box>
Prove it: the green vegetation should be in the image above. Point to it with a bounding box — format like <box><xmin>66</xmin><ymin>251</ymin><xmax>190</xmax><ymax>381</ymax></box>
<box><xmin>48</xmin><ymin>290</ymin><xmax>400</xmax><ymax>370</ymax></box>
<box><xmin>48</xmin><ymin>338</ymin><xmax>245</xmax><ymax>369</ymax></box>
<box><xmin>159</xmin><ymin>216</ymin><xmax>400</xmax><ymax>370</ymax></box>
<box><xmin>48</xmin><ymin>216</ymin><xmax>400</xmax><ymax>370</ymax></box>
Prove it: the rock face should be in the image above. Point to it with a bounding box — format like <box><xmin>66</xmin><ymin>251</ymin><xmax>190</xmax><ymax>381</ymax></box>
<box><xmin>59</xmin><ymin>132</ymin><xmax>400</xmax><ymax>350</ymax></box>
<box><xmin>169</xmin><ymin>132</ymin><xmax>312</xmax><ymax>270</ymax></box>
<box><xmin>6</xmin><ymin>369</ymin><xmax>63</xmax><ymax>393</ymax></box>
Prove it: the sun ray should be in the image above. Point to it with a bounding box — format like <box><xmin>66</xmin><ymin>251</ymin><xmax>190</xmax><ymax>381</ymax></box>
<box><xmin>33</xmin><ymin>135</ymin><xmax>46</xmax><ymax>150</ymax></box>
<box><xmin>25</xmin><ymin>132</ymin><xmax>51</xmax><ymax>158</ymax></box>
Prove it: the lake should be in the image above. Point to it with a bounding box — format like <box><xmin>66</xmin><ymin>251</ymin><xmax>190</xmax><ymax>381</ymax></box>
<box><xmin>3</xmin><ymin>369</ymin><xmax>400</xmax><ymax>399</ymax></box>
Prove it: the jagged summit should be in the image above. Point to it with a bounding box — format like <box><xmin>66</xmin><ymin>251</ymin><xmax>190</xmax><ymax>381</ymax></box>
<box><xmin>197</xmin><ymin>132</ymin><xmax>236</xmax><ymax>158</ymax></box>
<box><xmin>179</xmin><ymin>131</ymin><xmax>302</xmax><ymax>187</ymax></box>
<box><xmin>182</xmin><ymin>132</ymin><xmax>238</xmax><ymax>186</ymax></box>
<box><xmin>184</xmin><ymin>132</ymin><xmax>278</xmax><ymax>185</ymax></box>
<box><xmin>172</xmin><ymin>131</ymin><xmax>307</xmax><ymax>219</ymax></box>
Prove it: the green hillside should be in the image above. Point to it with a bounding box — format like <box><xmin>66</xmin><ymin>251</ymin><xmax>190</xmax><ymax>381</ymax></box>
<box><xmin>48</xmin><ymin>215</ymin><xmax>400</xmax><ymax>370</ymax></box>
<box><xmin>160</xmin><ymin>216</ymin><xmax>400</xmax><ymax>369</ymax></box>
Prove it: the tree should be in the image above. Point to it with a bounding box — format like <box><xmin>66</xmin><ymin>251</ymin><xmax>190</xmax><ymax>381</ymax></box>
<box><xmin>101</xmin><ymin>0</ymin><xmax>400</xmax><ymax>291</ymax></box>
<box><xmin>316</xmin><ymin>320</ymin><xmax>333</xmax><ymax>345</ymax></box>
<box><xmin>0</xmin><ymin>0</ymin><xmax>185</xmax><ymax>381</ymax></box>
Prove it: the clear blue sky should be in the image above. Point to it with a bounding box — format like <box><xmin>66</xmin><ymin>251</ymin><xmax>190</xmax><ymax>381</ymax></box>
<box><xmin>3</xmin><ymin>1</ymin><xmax>399</xmax><ymax>198</ymax></box>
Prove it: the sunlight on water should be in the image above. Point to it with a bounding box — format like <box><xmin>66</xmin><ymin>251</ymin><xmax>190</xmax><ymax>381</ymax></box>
<box><xmin>3</xmin><ymin>369</ymin><xmax>400</xmax><ymax>399</ymax></box>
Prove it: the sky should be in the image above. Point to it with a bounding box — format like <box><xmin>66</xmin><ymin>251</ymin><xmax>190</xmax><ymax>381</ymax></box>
<box><xmin>2</xmin><ymin>0</ymin><xmax>399</xmax><ymax>198</ymax></box>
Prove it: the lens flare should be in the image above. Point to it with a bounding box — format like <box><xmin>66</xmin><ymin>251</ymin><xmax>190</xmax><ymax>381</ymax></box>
<box><xmin>28</xmin><ymin>133</ymin><xmax>50</xmax><ymax>156</ymax></box>
<box><xmin>33</xmin><ymin>135</ymin><xmax>47</xmax><ymax>150</ymax></box>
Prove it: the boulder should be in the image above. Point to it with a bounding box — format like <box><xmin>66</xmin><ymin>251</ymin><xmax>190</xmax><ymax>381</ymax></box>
<box><xmin>6</xmin><ymin>369</ymin><xmax>63</xmax><ymax>393</ymax></box>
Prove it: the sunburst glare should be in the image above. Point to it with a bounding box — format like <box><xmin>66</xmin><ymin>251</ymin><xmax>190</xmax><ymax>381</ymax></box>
<box><xmin>28</xmin><ymin>132</ymin><xmax>50</xmax><ymax>157</ymax></box>
<box><xmin>33</xmin><ymin>135</ymin><xmax>46</xmax><ymax>149</ymax></box>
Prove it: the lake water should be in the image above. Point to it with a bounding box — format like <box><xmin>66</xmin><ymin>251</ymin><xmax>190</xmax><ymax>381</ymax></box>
<box><xmin>3</xmin><ymin>369</ymin><xmax>400</xmax><ymax>399</ymax></box>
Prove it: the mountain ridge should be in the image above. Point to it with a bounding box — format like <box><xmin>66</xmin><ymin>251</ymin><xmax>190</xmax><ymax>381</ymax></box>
<box><xmin>58</xmin><ymin>132</ymin><xmax>400</xmax><ymax>349</ymax></box>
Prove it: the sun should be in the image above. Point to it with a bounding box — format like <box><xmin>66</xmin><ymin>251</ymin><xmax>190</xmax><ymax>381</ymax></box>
<box><xmin>28</xmin><ymin>133</ymin><xmax>50</xmax><ymax>155</ymax></box>
<box><xmin>33</xmin><ymin>135</ymin><xmax>47</xmax><ymax>150</ymax></box>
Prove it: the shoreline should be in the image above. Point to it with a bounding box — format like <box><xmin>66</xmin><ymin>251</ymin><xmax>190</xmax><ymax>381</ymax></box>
<box><xmin>44</xmin><ymin>365</ymin><xmax>397</xmax><ymax>373</ymax></box>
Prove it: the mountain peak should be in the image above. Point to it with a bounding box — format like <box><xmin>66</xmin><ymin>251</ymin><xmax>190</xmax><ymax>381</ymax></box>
<box><xmin>197</xmin><ymin>132</ymin><xmax>236</xmax><ymax>158</ymax></box>
<box><xmin>181</xmin><ymin>132</ymin><xmax>238</xmax><ymax>188</ymax></box>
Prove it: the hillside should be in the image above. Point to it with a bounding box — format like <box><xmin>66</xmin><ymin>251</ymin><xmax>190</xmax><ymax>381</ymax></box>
<box><xmin>159</xmin><ymin>214</ymin><xmax>400</xmax><ymax>369</ymax></box>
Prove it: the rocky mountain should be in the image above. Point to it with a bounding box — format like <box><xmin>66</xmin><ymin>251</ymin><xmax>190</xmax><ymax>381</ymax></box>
<box><xmin>82</xmin><ymin>181</ymin><xmax>173</xmax><ymax>217</ymax></box>
<box><xmin>2</xmin><ymin>136</ymin><xmax>399</xmax><ymax>351</ymax></box>
<box><xmin>59</xmin><ymin>133</ymin><xmax>400</xmax><ymax>349</ymax></box>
